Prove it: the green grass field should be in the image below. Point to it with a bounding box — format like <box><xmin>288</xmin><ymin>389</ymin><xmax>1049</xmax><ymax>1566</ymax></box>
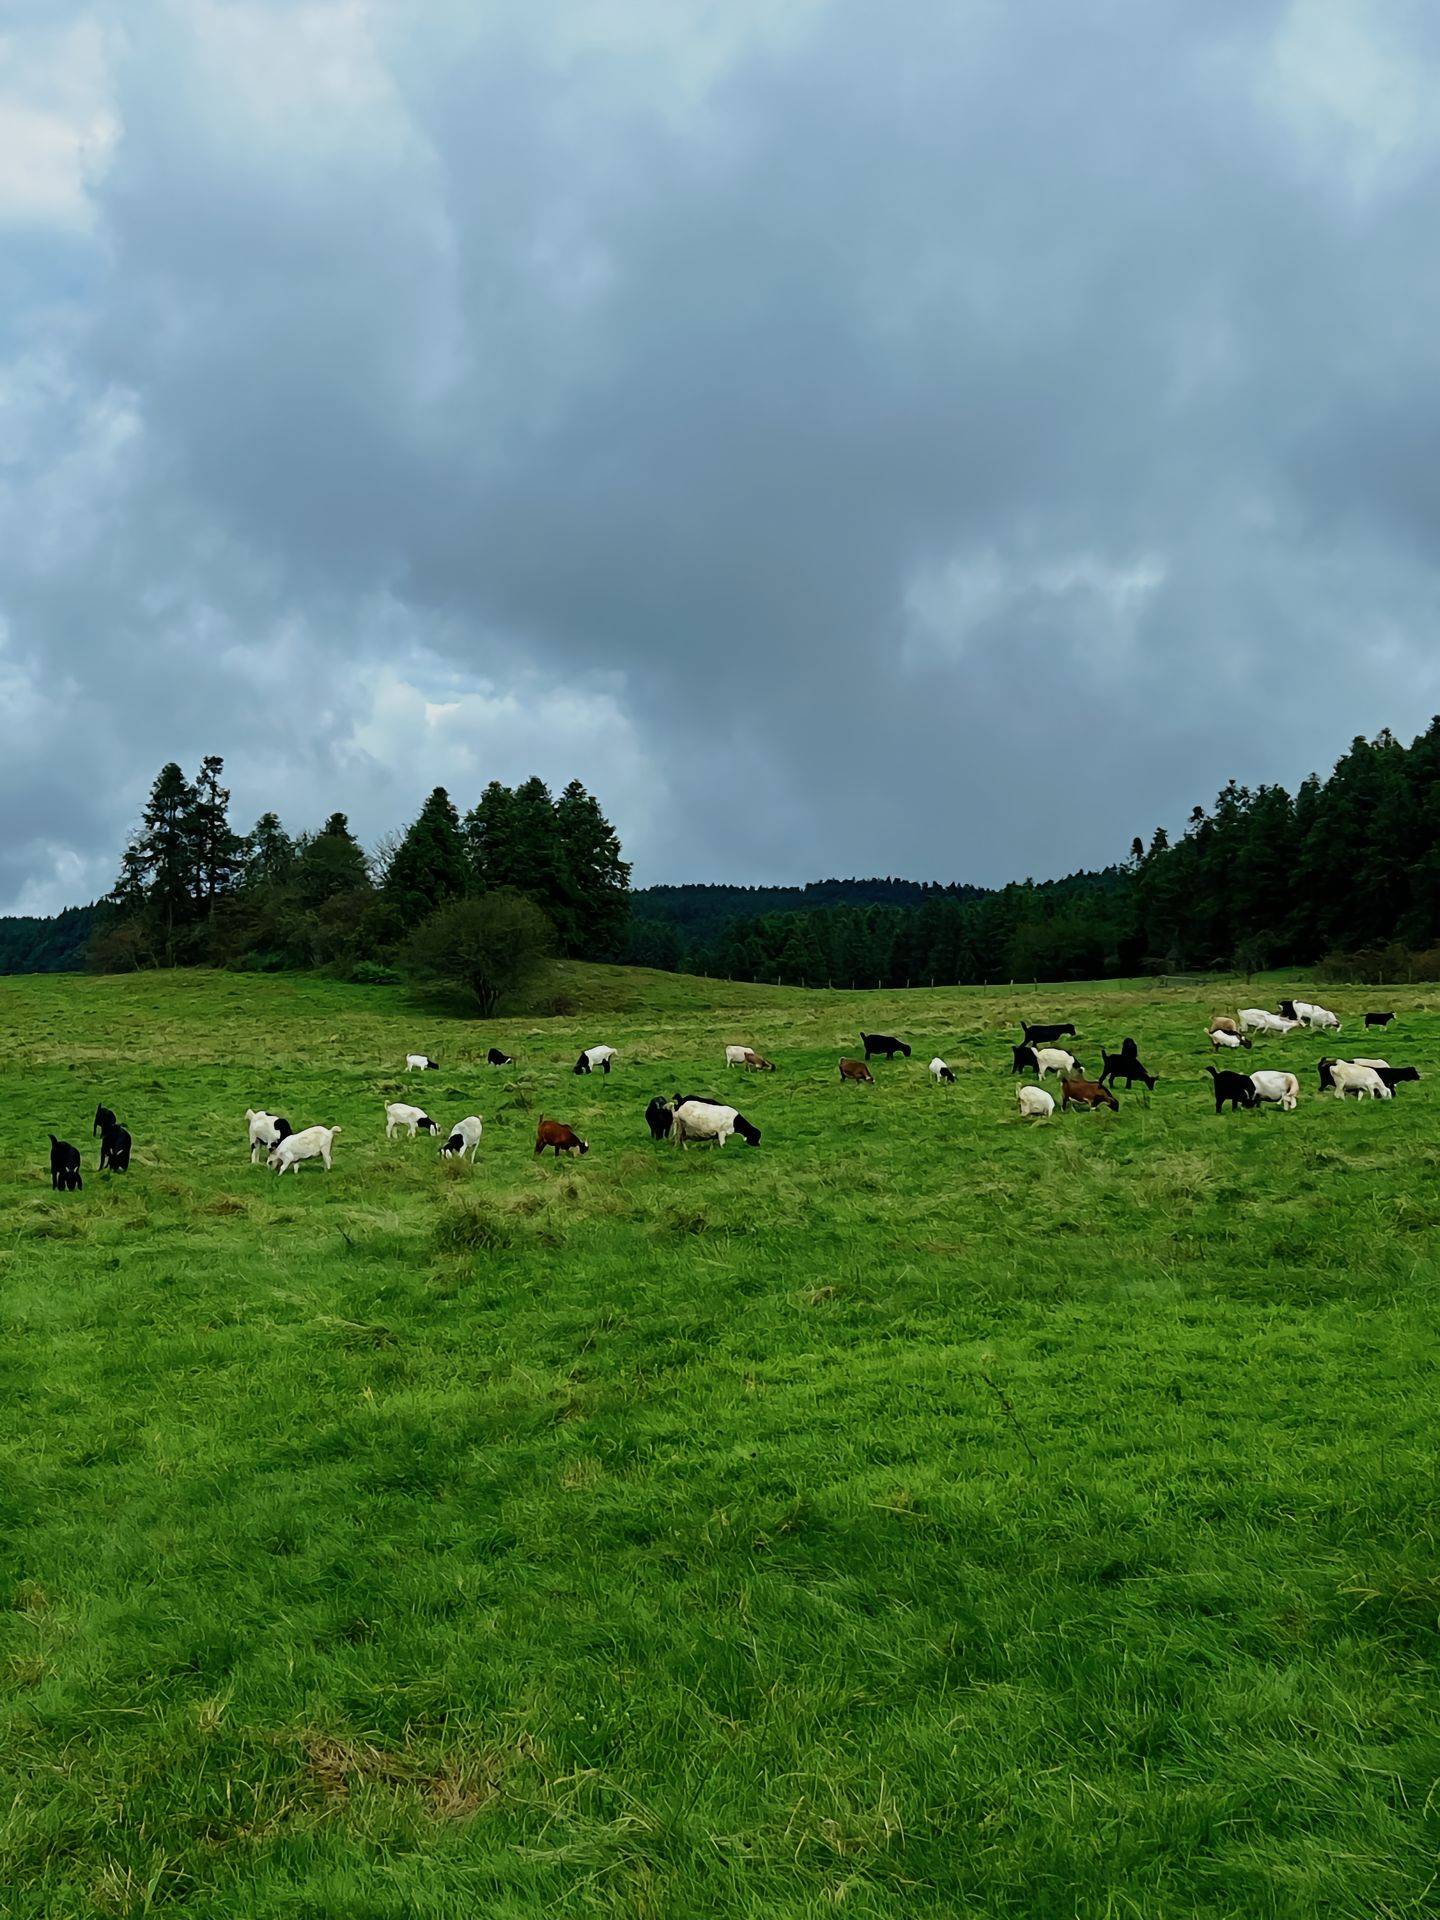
<box><xmin>2</xmin><ymin>964</ymin><xmax>1437</xmax><ymax>1918</ymax></box>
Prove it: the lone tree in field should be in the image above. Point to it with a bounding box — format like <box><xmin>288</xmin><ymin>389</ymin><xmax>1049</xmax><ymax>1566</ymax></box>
<box><xmin>402</xmin><ymin>891</ymin><xmax>555</xmax><ymax>1016</ymax></box>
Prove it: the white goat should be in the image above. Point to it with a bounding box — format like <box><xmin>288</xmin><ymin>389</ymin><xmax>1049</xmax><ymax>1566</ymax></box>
<box><xmin>1034</xmin><ymin>1047</ymin><xmax>1079</xmax><ymax>1078</ymax></box>
<box><xmin>268</xmin><ymin>1125</ymin><xmax>341</xmax><ymax>1174</ymax></box>
<box><xmin>1249</xmin><ymin>1070</ymin><xmax>1299</xmax><ymax>1111</ymax></box>
<box><xmin>1327</xmin><ymin>1062</ymin><xmax>1391</xmax><ymax>1100</ymax></box>
<box><xmin>405</xmin><ymin>1053</ymin><xmax>439</xmax><ymax>1071</ymax></box>
<box><xmin>440</xmin><ymin>1115</ymin><xmax>483</xmax><ymax>1161</ymax></box>
<box><xmin>1238</xmin><ymin>1009</ymin><xmax>1301</xmax><ymax>1037</ymax></box>
<box><xmin>672</xmin><ymin>1100</ymin><xmax>752</xmax><ymax>1148</ymax></box>
<box><xmin>245</xmin><ymin>1108</ymin><xmax>289</xmax><ymax>1164</ymax></box>
<box><xmin>1298</xmin><ymin>1002</ymin><xmax>1341</xmax><ymax>1032</ymax></box>
<box><xmin>929</xmin><ymin>1056</ymin><xmax>955</xmax><ymax>1083</ymax></box>
<box><xmin>385</xmin><ymin>1102</ymin><xmax>437</xmax><ymax>1139</ymax></box>
<box><xmin>1016</xmin><ymin>1085</ymin><xmax>1055</xmax><ymax>1119</ymax></box>
<box><xmin>1209</xmin><ymin>1028</ymin><xmax>1248</xmax><ymax>1051</ymax></box>
<box><xmin>574</xmin><ymin>1045</ymin><xmax>617</xmax><ymax>1075</ymax></box>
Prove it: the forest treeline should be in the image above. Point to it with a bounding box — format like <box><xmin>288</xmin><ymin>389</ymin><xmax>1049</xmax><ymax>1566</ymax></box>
<box><xmin>5</xmin><ymin>722</ymin><xmax>1440</xmax><ymax>984</ymax></box>
<box><xmin>627</xmin><ymin>721</ymin><xmax>1440</xmax><ymax>985</ymax></box>
<box><xmin>69</xmin><ymin>758</ymin><xmax>629</xmax><ymax>992</ymax></box>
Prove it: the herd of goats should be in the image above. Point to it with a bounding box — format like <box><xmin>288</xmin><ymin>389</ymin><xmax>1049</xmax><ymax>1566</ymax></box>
<box><xmin>43</xmin><ymin>999</ymin><xmax>1420</xmax><ymax>1189</ymax></box>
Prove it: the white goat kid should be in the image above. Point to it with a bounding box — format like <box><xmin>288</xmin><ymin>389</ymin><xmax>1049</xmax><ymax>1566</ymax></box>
<box><xmin>440</xmin><ymin>1115</ymin><xmax>483</xmax><ymax>1161</ymax></box>
<box><xmin>245</xmin><ymin>1108</ymin><xmax>288</xmax><ymax>1164</ymax></box>
<box><xmin>385</xmin><ymin>1102</ymin><xmax>437</xmax><ymax>1139</ymax></box>
<box><xmin>1016</xmin><ymin>1085</ymin><xmax>1055</xmax><ymax>1119</ymax></box>
<box><xmin>268</xmin><ymin>1125</ymin><xmax>341</xmax><ymax>1174</ymax></box>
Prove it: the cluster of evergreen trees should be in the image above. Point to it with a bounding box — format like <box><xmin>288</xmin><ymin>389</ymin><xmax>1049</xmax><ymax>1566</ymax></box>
<box><xmin>628</xmin><ymin>723</ymin><xmax>1440</xmax><ymax>986</ymax></box>
<box><xmin>94</xmin><ymin>759</ymin><xmax>630</xmax><ymax>981</ymax></box>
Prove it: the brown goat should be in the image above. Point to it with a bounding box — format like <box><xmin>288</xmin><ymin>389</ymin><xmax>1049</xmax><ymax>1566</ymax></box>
<box><xmin>743</xmin><ymin>1051</ymin><xmax>776</xmax><ymax>1071</ymax></box>
<box><xmin>1060</xmin><ymin>1076</ymin><xmax>1119</xmax><ymax>1113</ymax></box>
<box><xmin>838</xmin><ymin>1057</ymin><xmax>875</xmax><ymax>1084</ymax></box>
<box><xmin>535</xmin><ymin>1117</ymin><xmax>589</xmax><ymax>1157</ymax></box>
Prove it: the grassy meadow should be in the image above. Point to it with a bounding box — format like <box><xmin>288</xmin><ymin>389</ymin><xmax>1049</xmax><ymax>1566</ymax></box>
<box><xmin>1</xmin><ymin>962</ymin><xmax>1438</xmax><ymax>1918</ymax></box>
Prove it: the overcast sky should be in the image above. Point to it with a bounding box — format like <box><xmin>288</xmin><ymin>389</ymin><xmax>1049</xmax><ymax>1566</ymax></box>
<box><xmin>4</xmin><ymin>1</ymin><xmax>1440</xmax><ymax>914</ymax></box>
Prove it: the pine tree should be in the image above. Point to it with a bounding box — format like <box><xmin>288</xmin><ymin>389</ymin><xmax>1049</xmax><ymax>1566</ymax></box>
<box><xmin>505</xmin><ymin>777</ymin><xmax>576</xmax><ymax>945</ymax></box>
<box><xmin>384</xmin><ymin>787</ymin><xmax>470</xmax><ymax>924</ymax></box>
<box><xmin>464</xmin><ymin>782</ymin><xmax>521</xmax><ymax>890</ymax></box>
<box><xmin>295</xmin><ymin>813</ymin><xmax>370</xmax><ymax>909</ymax></box>
<box><xmin>555</xmin><ymin>779</ymin><xmax>631</xmax><ymax>958</ymax></box>
<box><xmin>127</xmin><ymin>761</ymin><xmax>199</xmax><ymax>959</ymax></box>
<box><xmin>190</xmin><ymin>756</ymin><xmax>243</xmax><ymax>907</ymax></box>
<box><xmin>242</xmin><ymin>812</ymin><xmax>297</xmax><ymax>889</ymax></box>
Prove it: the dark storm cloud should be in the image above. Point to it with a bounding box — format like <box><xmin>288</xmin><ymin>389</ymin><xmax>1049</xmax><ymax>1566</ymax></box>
<box><xmin>6</xmin><ymin>0</ymin><xmax>1440</xmax><ymax>911</ymax></box>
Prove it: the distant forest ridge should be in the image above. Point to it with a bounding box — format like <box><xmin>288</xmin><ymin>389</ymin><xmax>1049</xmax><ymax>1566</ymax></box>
<box><xmin>7</xmin><ymin>721</ymin><xmax>1440</xmax><ymax>983</ymax></box>
<box><xmin>631</xmin><ymin>877</ymin><xmax>994</xmax><ymax>939</ymax></box>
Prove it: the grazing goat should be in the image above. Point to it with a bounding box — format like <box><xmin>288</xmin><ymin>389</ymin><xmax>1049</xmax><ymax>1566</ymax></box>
<box><xmin>97</xmin><ymin>1121</ymin><xmax>132</xmax><ymax>1171</ymax></box>
<box><xmin>535</xmin><ymin>1118</ymin><xmax>588</xmax><ymax>1156</ymax></box>
<box><xmin>929</xmin><ymin>1057</ymin><xmax>955</xmax><ymax>1083</ymax></box>
<box><xmin>860</xmin><ymin>1033</ymin><xmax>911</xmax><ymax>1061</ymax></box>
<box><xmin>405</xmin><ymin>1054</ymin><xmax>440</xmax><ymax>1071</ymax></box>
<box><xmin>1209</xmin><ymin>1027</ymin><xmax>1251</xmax><ymax>1051</ymax></box>
<box><xmin>1316</xmin><ymin>1056</ymin><xmax>1390</xmax><ymax>1095</ymax></box>
<box><xmin>440</xmin><ymin>1115</ymin><xmax>482</xmax><ymax>1161</ymax></box>
<box><xmin>838</xmin><ymin>1058</ymin><xmax>875</xmax><ymax>1084</ymax></box>
<box><xmin>1296</xmin><ymin>1001</ymin><xmax>1341</xmax><ymax>1033</ymax></box>
<box><xmin>1035</xmin><ymin>1047</ymin><xmax>1082</xmax><ymax>1079</ymax></box>
<box><xmin>673</xmin><ymin>1100</ymin><xmax>761</xmax><ymax>1148</ymax></box>
<box><xmin>1364</xmin><ymin>1011</ymin><xmax>1395</xmax><ymax>1029</ymax></box>
<box><xmin>725</xmin><ymin>1044</ymin><xmax>775</xmax><ymax>1071</ymax></box>
<box><xmin>1277</xmin><ymin>1000</ymin><xmax>1298</xmax><ymax>1020</ymax></box>
<box><xmin>1099</xmin><ymin>1046</ymin><xmax>1156</xmax><ymax>1091</ymax></box>
<box><xmin>1377</xmin><ymin>1066</ymin><xmax>1419</xmax><ymax>1093</ymax></box>
<box><xmin>486</xmin><ymin>1047</ymin><xmax>513</xmax><ymax>1066</ymax></box>
<box><xmin>1207</xmin><ymin>1067</ymin><xmax>1257</xmax><ymax>1112</ymax></box>
<box><xmin>93</xmin><ymin>1103</ymin><xmax>116</xmax><ymax>1137</ymax></box>
<box><xmin>49</xmin><ymin>1135</ymin><xmax>82</xmax><ymax>1191</ymax></box>
<box><xmin>1011</xmin><ymin>1044</ymin><xmax>1039</xmax><ymax>1075</ymax></box>
<box><xmin>245</xmin><ymin>1109</ymin><xmax>293</xmax><ymax>1164</ymax></box>
<box><xmin>1320</xmin><ymin>1060</ymin><xmax>1390</xmax><ymax>1100</ymax></box>
<box><xmin>1021</xmin><ymin>1019</ymin><xmax>1077</xmax><ymax>1046</ymax></box>
<box><xmin>1238</xmin><ymin>1009</ymin><xmax>1300</xmax><ymax>1037</ymax></box>
<box><xmin>573</xmin><ymin>1046</ymin><xmax>616</xmax><ymax>1075</ymax></box>
<box><xmin>1061</xmin><ymin>1076</ymin><xmax>1119</xmax><ymax>1113</ymax></box>
<box><xmin>385</xmin><ymin>1102</ymin><xmax>438</xmax><ymax>1139</ymax></box>
<box><xmin>645</xmin><ymin>1096</ymin><xmax>674</xmax><ymax>1140</ymax></box>
<box><xmin>268</xmin><ymin>1125</ymin><xmax>341</xmax><ymax>1174</ymax></box>
<box><xmin>1016</xmin><ymin>1085</ymin><xmax>1054</xmax><ymax>1119</ymax></box>
<box><xmin>1249</xmin><ymin>1070</ymin><xmax>1299</xmax><ymax>1111</ymax></box>
<box><xmin>1209</xmin><ymin>1016</ymin><xmax>1241</xmax><ymax>1036</ymax></box>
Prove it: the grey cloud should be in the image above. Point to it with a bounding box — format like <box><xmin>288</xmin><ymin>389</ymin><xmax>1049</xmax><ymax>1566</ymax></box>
<box><xmin>5</xmin><ymin>0</ymin><xmax>1440</xmax><ymax>911</ymax></box>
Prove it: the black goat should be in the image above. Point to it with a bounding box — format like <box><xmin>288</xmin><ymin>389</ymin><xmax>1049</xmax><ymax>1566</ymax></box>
<box><xmin>1099</xmin><ymin>1047</ymin><xmax>1157</xmax><ymax>1091</ymax></box>
<box><xmin>1207</xmin><ymin>1067</ymin><xmax>1256</xmax><ymax>1113</ymax></box>
<box><xmin>486</xmin><ymin>1047</ymin><xmax>513</xmax><ymax>1066</ymax></box>
<box><xmin>1365</xmin><ymin>1012</ymin><xmax>1395</xmax><ymax>1029</ymax></box>
<box><xmin>93</xmin><ymin>1103</ymin><xmax>116</xmax><ymax>1137</ymax></box>
<box><xmin>1011</xmin><ymin>1044</ymin><xmax>1039</xmax><ymax>1076</ymax></box>
<box><xmin>98</xmin><ymin>1122</ymin><xmax>131</xmax><ymax>1173</ymax></box>
<box><xmin>860</xmin><ymin>1033</ymin><xmax>911</xmax><ymax>1060</ymax></box>
<box><xmin>49</xmin><ymin>1135</ymin><xmax>82</xmax><ymax>1190</ymax></box>
<box><xmin>1376</xmin><ymin>1065</ymin><xmax>1419</xmax><ymax>1093</ymax></box>
<box><xmin>645</xmin><ymin>1096</ymin><xmax>673</xmax><ymax>1140</ymax></box>
<box><xmin>1021</xmin><ymin>1019</ymin><xmax>1077</xmax><ymax>1046</ymax></box>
